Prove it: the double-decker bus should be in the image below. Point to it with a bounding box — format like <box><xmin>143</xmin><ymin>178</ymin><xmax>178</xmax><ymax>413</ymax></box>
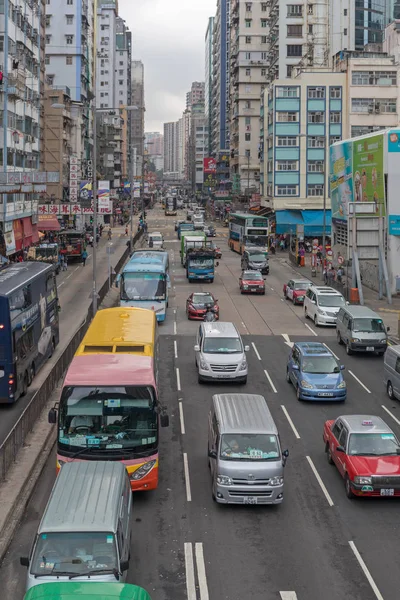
<box><xmin>49</xmin><ymin>307</ymin><xmax>169</xmax><ymax>491</ymax></box>
<box><xmin>0</xmin><ymin>262</ymin><xmax>60</xmax><ymax>403</ymax></box>
<box><xmin>117</xmin><ymin>260</ymin><xmax>170</xmax><ymax>322</ymax></box>
<box><xmin>228</xmin><ymin>213</ymin><xmax>269</xmax><ymax>254</ymax></box>
<box><xmin>165</xmin><ymin>196</ymin><xmax>177</xmax><ymax>216</ymax></box>
<box><xmin>59</xmin><ymin>229</ymin><xmax>86</xmax><ymax>260</ymax></box>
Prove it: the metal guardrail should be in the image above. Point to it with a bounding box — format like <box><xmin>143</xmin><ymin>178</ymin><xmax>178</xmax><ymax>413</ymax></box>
<box><xmin>0</xmin><ymin>233</ymin><xmax>141</xmax><ymax>483</ymax></box>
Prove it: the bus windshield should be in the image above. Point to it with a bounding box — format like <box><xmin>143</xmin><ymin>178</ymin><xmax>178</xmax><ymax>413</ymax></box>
<box><xmin>121</xmin><ymin>272</ymin><xmax>166</xmax><ymax>301</ymax></box>
<box><xmin>58</xmin><ymin>385</ymin><xmax>158</xmax><ymax>452</ymax></box>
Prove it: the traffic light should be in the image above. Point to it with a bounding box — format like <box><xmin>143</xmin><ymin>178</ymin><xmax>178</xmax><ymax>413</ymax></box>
<box><xmin>90</xmin><ymin>216</ymin><xmax>93</xmax><ymax>224</ymax></box>
<box><xmin>143</xmin><ymin>210</ymin><xmax>147</xmax><ymax>219</ymax></box>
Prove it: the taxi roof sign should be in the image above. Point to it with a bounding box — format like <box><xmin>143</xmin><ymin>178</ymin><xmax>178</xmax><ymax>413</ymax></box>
<box><xmin>362</xmin><ymin>420</ymin><xmax>373</xmax><ymax>426</ymax></box>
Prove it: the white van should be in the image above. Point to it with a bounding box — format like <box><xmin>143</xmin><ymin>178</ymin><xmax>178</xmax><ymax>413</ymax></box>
<box><xmin>304</xmin><ymin>285</ymin><xmax>346</xmax><ymax>326</ymax></box>
<box><xmin>194</xmin><ymin>322</ymin><xmax>249</xmax><ymax>384</ymax></box>
<box><xmin>384</xmin><ymin>345</ymin><xmax>400</xmax><ymax>399</ymax></box>
<box><xmin>21</xmin><ymin>461</ymin><xmax>132</xmax><ymax>591</ymax></box>
<box><xmin>148</xmin><ymin>232</ymin><xmax>163</xmax><ymax>249</ymax></box>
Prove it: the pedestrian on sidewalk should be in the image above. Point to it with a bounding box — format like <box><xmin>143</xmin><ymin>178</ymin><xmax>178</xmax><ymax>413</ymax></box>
<box><xmin>323</xmin><ymin>266</ymin><xmax>328</xmax><ymax>284</ymax></box>
<box><xmin>82</xmin><ymin>249</ymin><xmax>88</xmax><ymax>266</ymax></box>
<box><xmin>125</xmin><ymin>225</ymin><xmax>128</xmax><ymax>236</ymax></box>
<box><xmin>63</xmin><ymin>256</ymin><xmax>68</xmax><ymax>271</ymax></box>
<box><xmin>337</xmin><ymin>266</ymin><xmax>343</xmax><ymax>283</ymax></box>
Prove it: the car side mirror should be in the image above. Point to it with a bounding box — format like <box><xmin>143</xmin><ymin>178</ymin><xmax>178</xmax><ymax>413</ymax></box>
<box><xmin>292</xmin><ymin>364</ymin><xmax>299</xmax><ymax>371</ymax></box>
<box><xmin>336</xmin><ymin>445</ymin><xmax>345</xmax><ymax>453</ymax></box>
<box><xmin>244</xmin><ymin>345</ymin><xmax>250</xmax><ymax>352</ymax></box>
<box><xmin>346</xmin><ymin>301</ymin><xmax>350</xmax><ymax>305</ymax></box>
<box><xmin>282</xmin><ymin>449</ymin><xmax>289</xmax><ymax>465</ymax></box>
<box><xmin>48</xmin><ymin>407</ymin><xmax>57</xmax><ymax>424</ymax></box>
<box><xmin>311</xmin><ymin>300</ymin><xmax>316</xmax><ymax>304</ymax></box>
<box><xmin>194</xmin><ymin>344</ymin><xmax>200</xmax><ymax>352</ymax></box>
<box><xmin>340</xmin><ymin>365</ymin><xmax>345</xmax><ymax>370</ymax></box>
<box><xmin>20</xmin><ymin>556</ymin><xmax>29</xmax><ymax>567</ymax></box>
<box><xmin>208</xmin><ymin>450</ymin><xmax>217</xmax><ymax>459</ymax></box>
<box><xmin>160</xmin><ymin>413</ymin><xmax>169</xmax><ymax>428</ymax></box>
<box><xmin>120</xmin><ymin>560</ymin><xmax>129</xmax><ymax>573</ymax></box>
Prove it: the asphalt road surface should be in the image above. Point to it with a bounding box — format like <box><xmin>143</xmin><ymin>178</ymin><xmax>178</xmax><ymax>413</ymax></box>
<box><xmin>2</xmin><ymin>204</ymin><xmax>400</xmax><ymax>600</ymax></box>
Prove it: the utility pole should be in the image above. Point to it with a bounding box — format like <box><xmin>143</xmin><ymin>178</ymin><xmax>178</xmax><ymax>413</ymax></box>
<box><xmin>129</xmin><ymin>146</ymin><xmax>134</xmax><ymax>251</ymax></box>
<box><xmin>247</xmin><ymin>154</ymin><xmax>250</xmax><ymax>206</ymax></box>
<box><xmin>91</xmin><ymin>99</ymin><xmax>98</xmax><ymax>315</ymax></box>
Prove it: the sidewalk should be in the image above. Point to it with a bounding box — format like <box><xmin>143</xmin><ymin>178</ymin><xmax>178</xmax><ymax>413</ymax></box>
<box><xmin>283</xmin><ymin>255</ymin><xmax>400</xmax><ymax>341</ymax></box>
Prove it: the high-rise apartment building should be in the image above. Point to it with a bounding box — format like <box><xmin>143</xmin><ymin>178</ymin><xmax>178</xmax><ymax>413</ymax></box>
<box><xmin>189</xmin><ymin>103</ymin><xmax>208</xmax><ymax>191</ymax></box>
<box><xmin>164</xmin><ymin>121</ymin><xmax>179</xmax><ymax>174</ymax></box>
<box><xmin>115</xmin><ymin>17</ymin><xmax>132</xmax><ymax>181</ymax></box>
<box><xmin>230</xmin><ymin>0</ymin><xmax>268</xmax><ymax>193</ymax></box>
<box><xmin>205</xmin><ymin>17</ymin><xmax>215</xmax><ymax>156</ymax></box>
<box><xmin>145</xmin><ymin>132</ymin><xmax>164</xmax><ymax>156</ymax></box>
<box><xmin>211</xmin><ymin>0</ymin><xmax>230</xmax><ymax>155</ymax></box>
<box><xmin>131</xmin><ymin>60</ymin><xmax>145</xmax><ymax>177</ymax></box>
<box><xmin>0</xmin><ymin>0</ymin><xmax>46</xmax><ymax>254</ymax></box>
<box><xmin>186</xmin><ymin>82</ymin><xmax>205</xmax><ymax>109</ymax></box>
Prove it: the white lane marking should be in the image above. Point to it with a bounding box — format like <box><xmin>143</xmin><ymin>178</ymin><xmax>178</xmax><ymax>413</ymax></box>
<box><xmin>281</xmin><ymin>405</ymin><xmax>300</xmax><ymax>439</ymax></box>
<box><xmin>184</xmin><ymin>543</ymin><xmax>196</xmax><ymax>600</ymax></box>
<box><xmin>173</xmin><ymin>321</ymin><xmax>177</xmax><ymax>335</ymax></box>
<box><xmin>382</xmin><ymin>405</ymin><xmax>400</xmax><ymax>427</ymax></box>
<box><xmin>173</xmin><ymin>308</ymin><xmax>176</xmax><ymax>314</ymax></box>
<box><xmin>306</xmin><ymin>456</ymin><xmax>334</xmax><ymax>507</ymax></box>
<box><xmin>179</xmin><ymin>401</ymin><xmax>186</xmax><ymax>434</ymax></box>
<box><xmin>348</xmin><ymin>370</ymin><xmax>371</xmax><ymax>393</ymax></box>
<box><xmin>271</xmin><ymin>288</ymin><xmax>274</xmax><ymax>291</ymax></box>
<box><xmin>174</xmin><ymin>340</ymin><xmax>178</xmax><ymax>358</ymax></box>
<box><xmin>323</xmin><ymin>343</ymin><xmax>339</xmax><ymax>361</ymax></box>
<box><xmin>195</xmin><ymin>543</ymin><xmax>210</xmax><ymax>600</ymax></box>
<box><xmin>74</xmin><ymin>266</ymin><xmax>80</xmax><ymax>272</ymax></box>
<box><xmin>280</xmin><ymin>594</ymin><xmax>298</xmax><ymax>600</ymax></box>
<box><xmin>282</xmin><ymin>333</ymin><xmax>293</xmax><ymax>348</ymax></box>
<box><xmin>252</xmin><ymin>342</ymin><xmax>261</xmax><ymax>360</ymax></box>
<box><xmin>183</xmin><ymin>453</ymin><xmax>192</xmax><ymax>502</ymax></box>
<box><xmin>176</xmin><ymin>367</ymin><xmax>181</xmax><ymax>391</ymax></box>
<box><xmin>66</xmin><ymin>273</ymin><xmax>73</xmax><ymax>280</ymax></box>
<box><xmin>281</xmin><ymin>298</ymin><xmax>284</xmax><ymax>302</ymax></box>
<box><xmin>348</xmin><ymin>541</ymin><xmax>384</xmax><ymax>600</ymax></box>
<box><xmin>264</xmin><ymin>369</ymin><xmax>277</xmax><ymax>393</ymax></box>
<box><xmin>305</xmin><ymin>322</ymin><xmax>318</xmax><ymax>336</ymax></box>
<box><xmin>58</xmin><ymin>281</ymin><xmax>65</xmax><ymax>288</ymax></box>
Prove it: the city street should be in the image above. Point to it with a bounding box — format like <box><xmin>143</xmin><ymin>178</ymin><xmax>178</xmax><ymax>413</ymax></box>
<box><xmin>0</xmin><ymin>226</ymin><xmax>130</xmax><ymax>445</ymax></box>
<box><xmin>1</xmin><ymin>204</ymin><xmax>400</xmax><ymax>599</ymax></box>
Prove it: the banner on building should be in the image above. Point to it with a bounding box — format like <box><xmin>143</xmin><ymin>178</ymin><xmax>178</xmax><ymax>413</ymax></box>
<box><xmin>69</xmin><ymin>156</ymin><xmax>80</xmax><ymax>203</ymax></box>
<box><xmin>203</xmin><ymin>157</ymin><xmax>217</xmax><ymax>175</ymax></box>
<box><xmin>79</xmin><ymin>181</ymin><xmax>92</xmax><ymax>204</ymax></box>
<box><xmin>250</xmin><ymin>194</ymin><xmax>261</xmax><ymax>209</ymax></box>
<box><xmin>98</xmin><ymin>180</ymin><xmax>111</xmax><ymax>211</ymax></box>
<box><xmin>38</xmin><ymin>203</ymin><xmax>112</xmax><ymax>215</ymax></box>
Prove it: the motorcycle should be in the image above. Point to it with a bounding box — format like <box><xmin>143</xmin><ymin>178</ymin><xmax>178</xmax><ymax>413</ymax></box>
<box><xmin>204</xmin><ymin>304</ymin><xmax>217</xmax><ymax>322</ymax></box>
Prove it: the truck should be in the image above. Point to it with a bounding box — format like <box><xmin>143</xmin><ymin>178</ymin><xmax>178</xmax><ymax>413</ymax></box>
<box><xmin>165</xmin><ymin>196</ymin><xmax>177</xmax><ymax>216</ymax></box>
<box><xmin>193</xmin><ymin>213</ymin><xmax>204</xmax><ymax>230</ymax></box>
<box><xmin>27</xmin><ymin>243</ymin><xmax>61</xmax><ymax>274</ymax></box>
<box><xmin>186</xmin><ymin>247</ymin><xmax>215</xmax><ymax>283</ymax></box>
<box><xmin>180</xmin><ymin>230</ymin><xmax>205</xmax><ymax>266</ymax></box>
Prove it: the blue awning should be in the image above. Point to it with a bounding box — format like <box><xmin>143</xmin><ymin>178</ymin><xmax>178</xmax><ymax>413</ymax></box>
<box><xmin>275</xmin><ymin>210</ymin><xmax>331</xmax><ymax>236</ymax></box>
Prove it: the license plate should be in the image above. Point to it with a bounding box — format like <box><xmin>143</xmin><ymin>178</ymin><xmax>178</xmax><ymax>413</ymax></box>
<box><xmin>366</xmin><ymin>346</ymin><xmax>374</xmax><ymax>352</ymax></box>
<box><xmin>243</xmin><ymin>497</ymin><xmax>257</xmax><ymax>504</ymax></box>
<box><xmin>215</xmin><ymin>373</ymin><xmax>230</xmax><ymax>378</ymax></box>
<box><xmin>318</xmin><ymin>393</ymin><xmax>334</xmax><ymax>397</ymax></box>
<box><xmin>380</xmin><ymin>488</ymin><xmax>394</xmax><ymax>496</ymax></box>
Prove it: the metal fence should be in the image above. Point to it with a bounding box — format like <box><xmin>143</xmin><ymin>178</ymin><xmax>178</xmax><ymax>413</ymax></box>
<box><xmin>0</xmin><ymin>233</ymin><xmax>140</xmax><ymax>483</ymax></box>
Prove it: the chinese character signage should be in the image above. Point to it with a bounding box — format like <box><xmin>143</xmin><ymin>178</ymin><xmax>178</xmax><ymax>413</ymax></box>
<box><xmin>98</xmin><ymin>180</ymin><xmax>111</xmax><ymax>211</ymax></box>
<box><xmin>203</xmin><ymin>157</ymin><xmax>217</xmax><ymax>175</ymax></box>
<box><xmin>38</xmin><ymin>203</ymin><xmax>112</xmax><ymax>216</ymax></box>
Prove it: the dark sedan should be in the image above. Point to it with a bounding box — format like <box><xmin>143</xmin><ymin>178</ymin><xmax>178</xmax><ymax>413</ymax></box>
<box><xmin>186</xmin><ymin>292</ymin><xmax>219</xmax><ymax>320</ymax></box>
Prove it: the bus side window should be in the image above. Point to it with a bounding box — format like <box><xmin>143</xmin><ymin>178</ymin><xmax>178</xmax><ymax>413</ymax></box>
<box><xmin>46</xmin><ymin>274</ymin><xmax>56</xmax><ymax>294</ymax></box>
<box><xmin>23</xmin><ymin>285</ymin><xmax>32</xmax><ymax>309</ymax></box>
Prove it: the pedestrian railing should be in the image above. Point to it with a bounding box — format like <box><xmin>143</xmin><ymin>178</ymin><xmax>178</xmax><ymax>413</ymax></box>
<box><xmin>0</xmin><ymin>231</ymin><xmax>142</xmax><ymax>483</ymax></box>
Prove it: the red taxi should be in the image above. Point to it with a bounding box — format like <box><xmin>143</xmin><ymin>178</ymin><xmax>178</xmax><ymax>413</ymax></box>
<box><xmin>239</xmin><ymin>270</ymin><xmax>265</xmax><ymax>295</ymax></box>
<box><xmin>323</xmin><ymin>414</ymin><xmax>400</xmax><ymax>498</ymax></box>
<box><xmin>283</xmin><ymin>279</ymin><xmax>311</xmax><ymax>305</ymax></box>
<box><xmin>186</xmin><ymin>292</ymin><xmax>219</xmax><ymax>320</ymax></box>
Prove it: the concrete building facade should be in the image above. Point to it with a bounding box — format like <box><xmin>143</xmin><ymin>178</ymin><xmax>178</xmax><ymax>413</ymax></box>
<box><xmin>189</xmin><ymin>103</ymin><xmax>208</xmax><ymax>191</ymax></box>
<box><xmin>205</xmin><ymin>17</ymin><xmax>215</xmax><ymax>156</ymax></box>
<box><xmin>164</xmin><ymin>121</ymin><xmax>179</xmax><ymax>174</ymax></box>
<box><xmin>115</xmin><ymin>17</ymin><xmax>132</xmax><ymax>181</ymax></box>
<box><xmin>186</xmin><ymin>81</ymin><xmax>205</xmax><ymax>109</ymax></box>
<box><xmin>131</xmin><ymin>60</ymin><xmax>145</xmax><ymax>178</ymax></box>
<box><xmin>211</xmin><ymin>0</ymin><xmax>230</xmax><ymax>156</ymax></box>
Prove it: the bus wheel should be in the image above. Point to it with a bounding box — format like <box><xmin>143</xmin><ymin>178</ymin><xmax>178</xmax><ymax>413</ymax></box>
<box><xmin>22</xmin><ymin>372</ymin><xmax>28</xmax><ymax>397</ymax></box>
<box><xmin>28</xmin><ymin>363</ymin><xmax>35</xmax><ymax>387</ymax></box>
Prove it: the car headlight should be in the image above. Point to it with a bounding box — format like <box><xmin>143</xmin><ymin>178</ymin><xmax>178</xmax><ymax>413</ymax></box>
<box><xmin>337</xmin><ymin>381</ymin><xmax>347</xmax><ymax>389</ymax></box>
<box><xmin>351</xmin><ymin>338</ymin><xmax>361</xmax><ymax>343</ymax></box>
<box><xmin>318</xmin><ymin>309</ymin><xmax>327</xmax><ymax>316</ymax></box>
<box><xmin>354</xmin><ymin>476</ymin><xmax>372</xmax><ymax>485</ymax></box>
<box><xmin>200</xmin><ymin>359</ymin><xmax>209</xmax><ymax>370</ymax></box>
<box><xmin>300</xmin><ymin>379</ymin><xmax>314</xmax><ymax>389</ymax></box>
<box><xmin>217</xmin><ymin>474</ymin><xmax>233</xmax><ymax>485</ymax></box>
<box><xmin>130</xmin><ymin>459</ymin><xmax>157</xmax><ymax>481</ymax></box>
<box><xmin>269</xmin><ymin>476</ymin><xmax>283</xmax><ymax>486</ymax></box>
<box><xmin>243</xmin><ymin>284</ymin><xmax>248</xmax><ymax>288</ymax></box>
<box><xmin>239</xmin><ymin>360</ymin><xmax>247</xmax><ymax>371</ymax></box>
<box><xmin>379</xmin><ymin>339</ymin><xmax>387</xmax><ymax>344</ymax></box>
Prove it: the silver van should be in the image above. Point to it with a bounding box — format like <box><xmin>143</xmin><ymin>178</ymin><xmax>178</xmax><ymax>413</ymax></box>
<box><xmin>384</xmin><ymin>345</ymin><xmax>400</xmax><ymax>399</ymax></box>
<box><xmin>195</xmin><ymin>322</ymin><xmax>249</xmax><ymax>383</ymax></box>
<box><xmin>336</xmin><ymin>305</ymin><xmax>389</xmax><ymax>356</ymax></box>
<box><xmin>20</xmin><ymin>461</ymin><xmax>132</xmax><ymax>591</ymax></box>
<box><xmin>208</xmin><ymin>394</ymin><xmax>289</xmax><ymax>504</ymax></box>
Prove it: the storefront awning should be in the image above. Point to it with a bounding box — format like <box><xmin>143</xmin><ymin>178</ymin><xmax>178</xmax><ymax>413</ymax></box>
<box><xmin>275</xmin><ymin>210</ymin><xmax>331</xmax><ymax>236</ymax></box>
<box><xmin>38</xmin><ymin>215</ymin><xmax>61</xmax><ymax>231</ymax></box>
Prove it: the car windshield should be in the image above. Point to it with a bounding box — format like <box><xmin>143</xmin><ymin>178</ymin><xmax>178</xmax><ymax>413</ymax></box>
<box><xmin>58</xmin><ymin>385</ymin><xmax>158</xmax><ymax>453</ymax></box>
<box><xmin>150</xmin><ymin>235</ymin><xmax>162</xmax><ymax>242</ymax></box>
<box><xmin>121</xmin><ymin>272</ymin><xmax>166</xmax><ymax>301</ymax></box>
<box><xmin>192</xmin><ymin>294</ymin><xmax>214</xmax><ymax>305</ymax></box>
<box><xmin>30</xmin><ymin>531</ymin><xmax>118</xmax><ymax>576</ymax></box>
<box><xmin>318</xmin><ymin>295</ymin><xmax>345</xmax><ymax>307</ymax></box>
<box><xmin>353</xmin><ymin>318</ymin><xmax>385</xmax><ymax>333</ymax></box>
<box><xmin>249</xmin><ymin>253</ymin><xmax>267</xmax><ymax>262</ymax></box>
<box><xmin>243</xmin><ymin>271</ymin><xmax>262</xmax><ymax>280</ymax></box>
<box><xmin>203</xmin><ymin>337</ymin><xmax>242</xmax><ymax>354</ymax></box>
<box><xmin>348</xmin><ymin>433</ymin><xmax>400</xmax><ymax>456</ymax></box>
<box><xmin>220</xmin><ymin>434</ymin><xmax>280</xmax><ymax>461</ymax></box>
<box><xmin>189</xmin><ymin>257</ymin><xmax>213</xmax><ymax>268</ymax></box>
<box><xmin>294</xmin><ymin>282</ymin><xmax>310</xmax><ymax>290</ymax></box>
<box><xmin>301</xmin><ymin>356</ymin><xmax>340</xmax><ymax>374</ymax></box>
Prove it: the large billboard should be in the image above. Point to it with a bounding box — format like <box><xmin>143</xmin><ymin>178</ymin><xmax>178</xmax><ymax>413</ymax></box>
<box><xmin>330</xmin><ymin>132</ymin><xmax>386</xmax><ymax>222</ymax></box>
<box><xmin>203</xmin><ymin>157</ymin><xmax>217</xmax><ymax>174</ymax></box>
<box><xmin>387</xmin><ymin>129</ymin><xmax>400</xmax><ymax>235</ymax></box>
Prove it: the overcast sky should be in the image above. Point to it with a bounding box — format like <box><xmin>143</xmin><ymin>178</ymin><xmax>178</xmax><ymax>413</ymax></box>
<box><xmin>118</xmin><ymin>0</ymin><xmax>217</xmax><ymax>134</ymax></box>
